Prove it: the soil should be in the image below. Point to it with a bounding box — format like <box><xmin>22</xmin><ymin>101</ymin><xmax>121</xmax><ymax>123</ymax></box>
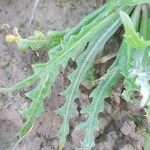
<box><xmin>0</xmin><ymin>0</ymin><xmax>150</xmax><ymax>150</ymax></box>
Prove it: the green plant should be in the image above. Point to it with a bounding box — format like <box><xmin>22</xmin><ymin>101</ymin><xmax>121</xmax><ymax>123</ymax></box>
<box><xmin>128</xmin><ymin>114</ymin><xmax>150</xmax><ymax>150</ymax></box>
<box><xmin>1</xmin><ymin>0</ymin><xmax>150</xmax><ymax>149</ymax></box>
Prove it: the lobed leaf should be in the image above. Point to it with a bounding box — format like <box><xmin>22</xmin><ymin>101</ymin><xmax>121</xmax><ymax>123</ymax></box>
<box><xmin>1</xmin><ymin>0</ymin><xmax>150</xmax><ymax>149</ymax></box>
<box><xmin>118</xmin><ymin>6</ymin><xmax>142</xmax><ymax>105</ymax></box>
<box><xmin>77</xmin><ymin>65</ymin><xmax>120</xmax><ymax>149</ymax></box>
<box><xmin>127</xmin><ymin>5</ymin><xmax>150</xmax><ymax>108</ymax></box>
<box><xmin>118</xmin><ymin>41</ymin><xmax>139</xmax><ymax>105</ymax></box>
<box><xmin>3</xmin><ymin>3</ymin><xmax>125</xmax><ymax>140</ymax></box>
<box><xmin>56</xmin><ymin>12</ymin><xmax>122</xmax><ymax>148</ymax></box>
<box><xmin>19</xmin><ymin>72</ymin><xmax>50</xmax><ymax>137</ymax></box>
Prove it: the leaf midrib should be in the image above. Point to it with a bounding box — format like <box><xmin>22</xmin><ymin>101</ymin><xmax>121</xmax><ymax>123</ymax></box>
<box><xmin>61</xmin><ymin>19</ymin><xmax>121</xmax><ymax>140</ymax></box>
<box><xmin>82</xmin><ymin>68</ymin><xmax>119</xmax><ymax>147</ymax></box>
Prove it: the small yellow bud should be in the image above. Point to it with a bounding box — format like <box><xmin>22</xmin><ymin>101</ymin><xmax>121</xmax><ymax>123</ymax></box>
<box><xmin>59</xmin><ymin>144</ymin><xmax>63</xmax><ymax>150</ymax></box>
<box><xmin>5</xmin><ymin>34</ymin><xmax>22</xmax><ymax>43</ymax></box>
<box><xmin>5</xmin><ymin>34</ymin><xmax>18</xmax><ymax>43</ymax></box>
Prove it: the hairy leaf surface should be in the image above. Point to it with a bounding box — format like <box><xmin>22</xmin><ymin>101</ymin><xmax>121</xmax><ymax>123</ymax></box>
<box><xmin>77</xmin><ymin>65</ymin><xmax>120</xmax><ymax>149</ymax></box>
<box><xmin>2</xmin><ymin>3</ymin><xmax>125</xmax><ymax>139</ymax></box>
<box><xmin>1</xmin><ymin>0</ymin><xmax>150</xmax><ymax>149</ymax></box>
<box><xmin>56</xmin><ymin>12</ymin><xmax>122</xmax><ymax>148</ymax></box>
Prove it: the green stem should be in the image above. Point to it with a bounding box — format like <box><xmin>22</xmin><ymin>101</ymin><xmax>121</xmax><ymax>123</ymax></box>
<box><xmin>131</xmin><ymin>5</ymin><xmax>142</xmax><ymax>30</ymax></box>
<box><xmin>140</xmin><ymin>5</ymin><xmax>148</xmax><ymax>39</ymax></box>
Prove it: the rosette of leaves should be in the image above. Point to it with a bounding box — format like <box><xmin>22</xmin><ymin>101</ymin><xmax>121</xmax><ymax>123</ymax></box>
<box><xmin>1</xmin><ymin>0</ymin><xmax>150</xmax><ymax>149</ymax></box>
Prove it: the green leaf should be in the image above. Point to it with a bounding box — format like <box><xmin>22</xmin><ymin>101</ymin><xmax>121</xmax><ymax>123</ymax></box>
<box><xmin>143</xmin><ymin>131</ymin><xmax>150</xmax><ymax>150</ymax></box>
<box><xmin>120</xmin><ymin>10</ymin><xmax>150</xmax><ymax>48</ymax></box>
<box><xmin>129</xmin><ymin>46</ymin><xmax>150</xmax><ymax>108</ymax></box>
<box><xmin>145</xmin><ymin>100</ymin><xmax>150</xmax><ymax>118</ymax></box>
<box><xmin>85</xmin><ymin>66</ymin><xmax>95</xmax><ymax>86</ymax></box>
<box><xmin>17</xmin><ymin>30</ymin><xmax>67</xmax><ymax>51</ymax></box>
<box><xmin>64</xmin><ymin>3</ymin><xmax>107</xmax><ymax>41</ymax></box>
<box><xmin>19</xmin><ymin>72</ymin><xmax>50</xmax><ymax>137</ymax></box>
<box><xmin>76</xmin><ymin>65</ymin><xmax>120</xmax><ymax>149</ymax></box>
<box><xmin>11</xmin><ymin>75</ymin><xmax>38</xmax><ymax>91</ymax></box>
<box><xmin>3</xmin><ymin>3</ymin><xmax>125</xmax><ymax>140</ymax></box>
<box><xmin>118</xmin><ymin>5</ymin><xmax>144</xmax><ymax>105</ymax></box>
<box><xmin>1</xmin><ymin>0</ymin><xmax>150</xmax><ymax>149</ymax></box>
<box><xmin>127</xmin><ymin>5</ymin><xmax>150</xmax><ymax>108</ymax></box>
<box><xmin>64</xmin><ymin>0</ymin><xmax>135</xmax><ymax>42</ymax></box>
<box><xmin>56</xmin><ymin>11</ymin><xmax>122</xmax><ymax>148</ymax></box>
<box><xmin>118</xmin><ymin>41</ymin><xmax>139</xmax><ymax>105</ymax></box>
<box><xmin>108</xmin><ymin>0</ymin><xmax>150</xmax><ymax>7</ymax></box>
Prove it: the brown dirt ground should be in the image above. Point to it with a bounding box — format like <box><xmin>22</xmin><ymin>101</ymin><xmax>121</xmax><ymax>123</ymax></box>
<box><xmin>0</xmin><ymin>0</ymin><xmax>150</xmax><ymax>150</ymax></box>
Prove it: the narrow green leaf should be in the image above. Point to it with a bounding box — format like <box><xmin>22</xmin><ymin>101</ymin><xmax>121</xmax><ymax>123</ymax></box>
<box><xmin>11</xmin><ymin>75</ymin><xmax>38</xmax><ymax>91</ymax></box>
<box><xmin>64</xmin><ymin>4</ymin><xmax>107</xmax><ymax>41</ymax></box>
<box><xmin>19</xmin><ymin>72</ymin><xmax>50</xmax><ymax>137</ymax></box>
<box><xmin>120</xmin><ymin>10</ymin><xmax>150</xmax><ymax>48</ymax></box>
<box><xmin>108</xmin><ymin>0</ymin><xmax>150</xmax><ymax>7</ymax></box>
<box><xmin>77</xmin><ymin>66</ymin><xmax>120</xmax><ymax>149</ymax></box>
